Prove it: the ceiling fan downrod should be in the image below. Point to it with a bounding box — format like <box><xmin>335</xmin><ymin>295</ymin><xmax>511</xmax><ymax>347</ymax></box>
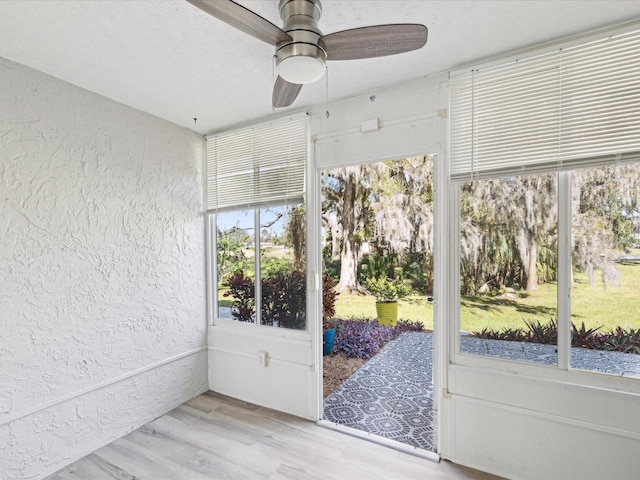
<box><xmin>276</xmin><ymin>0</ymin><xmax>327</xmax><ymax>84</ymax></box>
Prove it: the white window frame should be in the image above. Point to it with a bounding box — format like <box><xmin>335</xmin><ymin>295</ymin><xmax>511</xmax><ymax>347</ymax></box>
<box><xmin>447</xmin><ymin>24</ymin><xmax>640</xmax><ymax>394</ymax></box>
<box><xmin>209</xmin><ymin>203</ymin><xmax>308</xmax><ymax>331</ymax></box>
<box><xmin>205</xmin><ymin>113</ymin><xmax>311</xmax><ymax>339</ymax></box>
<box><xmin>451</xmin><ymin>173</ymin><xmax>640</xmax><ymax>393</ymax></box>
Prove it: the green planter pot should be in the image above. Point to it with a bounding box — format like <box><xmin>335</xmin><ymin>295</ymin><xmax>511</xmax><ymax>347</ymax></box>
<box><xmin>376</xmin><ymin>301</ymin><xmax>398</xmax><ymax>326</ymax></box>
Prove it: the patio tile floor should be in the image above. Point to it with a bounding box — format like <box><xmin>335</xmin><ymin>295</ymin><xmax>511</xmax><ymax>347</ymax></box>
<box><xmin>461</xmin><ymin>336</ymin><xmax>640</xmax><ymax>377</ymax></box>
<box><xmin>324</xmin><ymin>331</ymin><xmax>640</xmax><ymax>453</ymax></box>
<box><xmin>324</xmin><ymin>332</ymin><xmax>436</xmax><ymax>451</ymax></box>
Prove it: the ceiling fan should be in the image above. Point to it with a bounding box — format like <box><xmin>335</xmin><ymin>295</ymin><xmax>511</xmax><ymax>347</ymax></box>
<box><xmin>186</xmin><ymin>0</ymin><xmax>428</xmax><ymax>108</ymax></box>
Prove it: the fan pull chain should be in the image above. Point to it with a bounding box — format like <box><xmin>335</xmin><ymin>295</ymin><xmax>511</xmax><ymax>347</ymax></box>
<box><xmin>272</xmin><ymin>55</ymin><xmax>277</xmax><ymax>110</ymax></box>
<box><xmin>325</xmin><ymin>67</ymin><xmax>330</xmax><ymax>118</ymax></box>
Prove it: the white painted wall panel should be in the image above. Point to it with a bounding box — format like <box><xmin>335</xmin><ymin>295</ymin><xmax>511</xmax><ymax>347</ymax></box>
<box><xmin>208</xmin><ymin>327</ymin><xmax>313</xmax><ymax>419</ymax></box>
<box><xmin>441</xmin><ymin>363</ymin><xmax>640</xmax><ymax>479</ymax></box>
<box><xmin>1</xmin><ymin>352</ymin><xmax>208</xmax><ymax>480</ymax></box>
<box><xmin>311</xmin><ymin>74</ymin><xmax>446</xmax><ymax>169</ymax></box>
<box><xmin>315</xmin><ymin>116</ymin><xmax>440</xmax><ymax>170</ymax></box>
<box><xmin>209</xmin><ymin>325</ymin><xmax>312</xmax><ymax>365</ymax></box>
<box><xmin>445</xmin><ymin>396</ymin><xmax>640</xmax><ymax>480</ymax></box>
<box><xmin>0</xmin><ymin>57</ymin><xmax>207</xmax><ymax>479</ymax></box>
<box><xmin>449</xmin><ymin>364</ymin><xmax>640</xmax><ymax>435</ymax></box>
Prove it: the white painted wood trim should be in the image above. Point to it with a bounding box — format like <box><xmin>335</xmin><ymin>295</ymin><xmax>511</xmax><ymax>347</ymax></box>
<box><xmin>308</xmin><ymin>128</ymin><xmax>323</xmax><ymax>420</ymax></box>
<box><xmin>450</xmin><ymin>392</ymin><xmax>640</xmax><ymax>440</ymax></box>
<box><xmin>313</xmin><ymin>111</ymin><xmax>442</xmax><ymax>142</ymax></box>
<box><xmin>0</xmin><ymin>347</ymin><xmax>208</xmax><ymax>426</ymax></box>
<box><xmin>557</xmin><ymin>171</ymin><xmax>571</xmax><ymax>370</ymax></box>
<box><xmin>206</xmin><ymin>213</ymin><xmax>216</xmax><ymax>327</ymax></box>
<box><xmin>208</xmin><ymin>346</ymin><xmax>312</xmax><ymax>368</ymax></box>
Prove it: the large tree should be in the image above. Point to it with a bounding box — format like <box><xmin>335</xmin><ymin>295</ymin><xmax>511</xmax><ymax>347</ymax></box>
<box><xmin>323</xmin><ymin>158</ymin><xmax>640</xmax><ymax>297</ymax></box>
<box><xmin>459</xmin><ymin>164</ymin><xmax>640</xmax><ymax>295</ymax></box>
<box><xmin>460</xmin><ymin>174</ymin><xmax>557</xmax><ymax>293</ymax></box>
<box><xmin>513</xmin><ymin>175</ymin><xmax>557</xmax><ymax>291</ymax></box>
<box><xmin>572</xmin><ymin>164</ymin><xmax>640</xmax><ymax>287</ymax></box>
<box><xmin>322</xmin><ymin>165</ymin><xmax>376</xmax><ymax>292</ymax></box>
<box><xmin>322</xmin><ymin>156</ymin><xmax>435</xmax><ymax>293</ymax></box>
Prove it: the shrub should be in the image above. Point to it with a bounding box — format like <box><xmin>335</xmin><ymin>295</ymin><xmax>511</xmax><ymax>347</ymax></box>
<box><xmin>471</xmin><ymin>319</ymin><xmax>640</xmax><ymax>355</ymax></box>
<box><xmin>571</xmin><ymin>322</ymin><xmax>604</xmax><ymax>350</ymax></box>
<box><xmin>224</xmin><ymin>270</ymin><xmax>255</xmax><ymax>322</ymax></box>
<box><xmin>225</xmin><ymin>270</ymin><xmax>305</xmax><ymax>328</ymax></box>
<box><xmin>604</xmin><ymin>326</ymin><xmax>640</xmax><ymax>354</ymax></box>
<box><xmin>364</xmin><ymin>277</ymin><xmax>413</xmax><ymax>302</ymax></box>
<box><xmin>393</xmin><ymin>319</ymin><xmax>426</xmax><ymax>336</ymax></box>
<box><xmin>332</xmin><ymin>317</ymin><xmax>425</xmax><ymax>359</ymax></box>
<box><xmin>334</xmin><ymin>319</ymin><xmax>393</xmax><ymax>359</ymax></box>
<box><xmin>261</xmin><ymin>257</ymin><xmax>294</xmax><ymax>277</ymax></box>
<box><xmin>322</xmin><ymin>274</ymin><xmax>339</xmax><ymax>326</ymax></box>
<box><xmin>261</xmin><ymin>270</ymin><xmax>306</xmax><ymax>329</ymax></box>
<box><xmin>225</xmin><ymin>270</ymin><xmax>339</xmax><ymax>331</ymax></box>
<box><xmin>524</xmin><ymin>318</ymin><xmax>558</xmax><ymax>345</ymax></box>
<box><xmin>471</xmin><ymin>326</ymin><xmax>528</xmax><ymax>342</ymax></box>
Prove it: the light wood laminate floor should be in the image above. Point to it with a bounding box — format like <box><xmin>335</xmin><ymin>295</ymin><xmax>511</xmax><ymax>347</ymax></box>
<box><xmin>47</xmin><ymin>391</ymin><xmax>504</xmax><ymax>480</ymax></box>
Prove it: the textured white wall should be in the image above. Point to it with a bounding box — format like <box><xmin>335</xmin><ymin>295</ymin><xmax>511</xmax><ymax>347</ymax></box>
<box><xmin>0</xmin><ymin>57</ymin><xmax>208</xmax><ymax>479</ymax></box>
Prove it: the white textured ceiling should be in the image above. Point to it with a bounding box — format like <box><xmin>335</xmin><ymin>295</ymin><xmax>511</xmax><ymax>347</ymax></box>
<box><xmin>1</xmin><ymin>0</ymin><xmax>640</xmax><ymax>135</ymax></box>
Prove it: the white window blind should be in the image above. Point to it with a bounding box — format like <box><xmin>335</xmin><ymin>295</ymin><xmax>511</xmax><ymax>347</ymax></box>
<box><xmin>450</xmin><ymin>27</ymin><xmax>640</xmax><ymax>182</ymax></box>
<box><xmin>206</xmin><ymin>113</ymin><xmax>308</xmax><ymax>212</ymax></box>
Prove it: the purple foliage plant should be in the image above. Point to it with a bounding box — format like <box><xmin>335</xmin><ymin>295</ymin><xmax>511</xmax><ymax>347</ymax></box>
<box><xmin>331</xmin><ymin>318</ymin><xmax>424</xmax><ymax>359</ymax></box>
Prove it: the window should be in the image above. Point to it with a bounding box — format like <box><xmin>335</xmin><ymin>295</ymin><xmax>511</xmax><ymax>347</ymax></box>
<box><xmin>216</xmin><ymin>209</ymin><xmax>255</xmax><ymax>322</ymax></box>
<box><xmin>570</xmin><ymin>163</ymin><xmax>640</xmax><ymax>376</ymax></box>
<box><xmin>216</xmin><ymin>204</ymin><xmax>306</xmax><ymax>330</ymax></box>
<box><xmin>459</xmin><ymin>174</ymin><xmax>558</xmax><ymax>365</ymax></box>
<box><xmin>450</xmin><ymin>26</ymin><xmax>640</xmax><ymax>377</ymax></box>
<box><xmin>207</xmin><ymin>114</ymin><xmax>308</xmax><ymax>330</ymax></box>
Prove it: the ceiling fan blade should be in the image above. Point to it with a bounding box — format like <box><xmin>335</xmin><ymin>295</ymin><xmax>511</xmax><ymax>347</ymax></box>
<box><xmin>272</xmin><ymin>76</ymin><xmax>303</xmax><ymax>109</ymax></box>
<box><xmin>186</xmin><ymin>0</ymin><xmax>291</xmax><ymax>46</ymax></box>
<box><xmin>322</xmin><ymin>24</ymin><xmax>428</xmax><ymax>61</ymax></box>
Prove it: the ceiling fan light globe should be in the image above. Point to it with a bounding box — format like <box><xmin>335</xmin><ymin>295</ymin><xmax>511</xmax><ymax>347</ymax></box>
<box><xmin>277</xmin><ymin>55</ymin><xmax>326</xmax><ymax>84</ymax></box>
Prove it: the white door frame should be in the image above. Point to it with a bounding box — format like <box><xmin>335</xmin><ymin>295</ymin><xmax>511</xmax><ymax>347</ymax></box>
<box><xmin>312</xmin><ymin>141</ymin><xmax>446</xmax><ymax>460</ymax></box>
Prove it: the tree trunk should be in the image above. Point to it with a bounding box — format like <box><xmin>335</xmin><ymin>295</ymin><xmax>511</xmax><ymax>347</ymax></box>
<box><xmin>516</xmin><ymin>227</ymin><xmax>539</xmax><ymax>291</ymax></box>
<box><xmin>289</xmin><ymin>206</ymin><xmax>305</xmax><ymax>271</ymax></box>
<box><xmin>336</xmin><ymin>174</ymin><xmax>360</xmax><ymax>292</ymax></box>
<box><xmin>323</xmin><ymin>213</ymin><xmax>341</xmax><ymax>260</ymax></box>
<box><xmin>526</xmin><ymin>237</ymin><xmax>538</xmax><ymax>290</ymax></box>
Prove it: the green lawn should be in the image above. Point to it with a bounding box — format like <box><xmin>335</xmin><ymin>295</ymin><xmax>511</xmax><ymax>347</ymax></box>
<box><xmin>220</xmin><ymin>262</ymin><xmax>640</xmax><ymax>333</ymax></box>
<box><xmin>334</xmin><ymin>262</ymin><xmax>640</xmax><ymax>333</ymax></box>
<box><xmin>335</xmin><ymin>292</ymin><xmax>435</xmax><ymax>327</ymax></box>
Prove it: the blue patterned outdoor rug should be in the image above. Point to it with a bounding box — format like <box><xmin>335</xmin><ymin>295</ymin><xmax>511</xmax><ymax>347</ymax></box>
<box><xmin>323</xmin><ymin>332</ymin><xmax>436</xmax><ymax>451</ymax></box>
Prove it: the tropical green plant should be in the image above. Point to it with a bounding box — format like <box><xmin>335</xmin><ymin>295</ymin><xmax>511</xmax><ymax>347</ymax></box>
<box><xmin>224</xmin><ymin>270</ymin><xmax>255</xmax><ymax>322</ymax></box>
<box><xmin>260</xmin><ymin>270</ymin><xmax>306</xmax><ymax>329</ymax></box>
<box><xmin>322</xmin><ymin>274</ymin><xmax>339</xmax><ymax>330</ymax></box>
<box><xmin>571</xmin><ymin>322</ymin><xmax>603</xmax><ymax>350</ymax></box>
<box><xmin>471</xmin><ymin>318</ymin><xmax>640</xmax><ymax>354</ymax></box>
<box><xmin>523</xmin><ymin>318</ymin><xmax>558</xmax><ymax>345</ymax></box>
<box><xmin>225</xmin><ymin>270</ymin><xmax>339</xmax><ymax>331</ymax></box>
<box><xmin>358</xmin><ymin>251</ymin><xmax>399</xmax><ymax>282</ymax></box>
<box><xmin>604</xmin><ymin>326</ymin><xmax>640</xmax><ymax>354</ymax></box>
<box><xmin>364</xmin><ymin>277</ymin><xmax>413</xmax><ymax>303</ymax></box>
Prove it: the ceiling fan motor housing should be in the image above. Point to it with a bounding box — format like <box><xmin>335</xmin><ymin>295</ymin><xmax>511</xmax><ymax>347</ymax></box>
<box><xmin>276</xmin><ymin>0</ymin><xmax>327</xmax><ymax>84</ymax></box>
